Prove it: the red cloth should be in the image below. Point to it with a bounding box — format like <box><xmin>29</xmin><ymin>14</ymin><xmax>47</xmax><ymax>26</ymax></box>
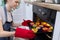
<box><xmin>22</xmin><ymin>20</ymin><xmax>33</xmax><ymax>26</ymax></box>
<box><xmin>15</xmin><ymin>28</ymin><xmax>35</xmax><ymax>39</ymax></box>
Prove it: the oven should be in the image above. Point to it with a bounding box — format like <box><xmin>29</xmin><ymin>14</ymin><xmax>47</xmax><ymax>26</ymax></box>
<box><xmin>32</xmin><ymin>5</ymin><xmax>57</xmax><ymax>40</ymax></box>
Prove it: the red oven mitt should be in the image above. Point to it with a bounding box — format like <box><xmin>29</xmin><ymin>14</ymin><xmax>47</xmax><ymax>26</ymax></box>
<box><xmin>15</xmin><ymin>28</ymin><xmax>35</xmax><ymax>39</ymax></box>
<box><xmin>22</xmin><ymin>20</ymin><xmax>33</xmax><ymax>26</ymax></box>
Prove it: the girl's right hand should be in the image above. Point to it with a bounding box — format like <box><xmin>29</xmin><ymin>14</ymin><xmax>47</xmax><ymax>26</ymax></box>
<box><xmin>15</xmin><ymin>28</ymin><xmax>35</xmax><ymax>39</ymax></box>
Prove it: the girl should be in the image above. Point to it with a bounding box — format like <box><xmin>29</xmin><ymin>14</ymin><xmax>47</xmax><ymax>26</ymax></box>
<box><xmin>0</xmin><ymin>0</ymin><xmax>35</xmax><ymax>40</ymax></box>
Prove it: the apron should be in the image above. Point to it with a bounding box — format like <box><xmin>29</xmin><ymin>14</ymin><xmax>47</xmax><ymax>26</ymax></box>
<box><xmin>0</xmin><ymin>6</ymin><xmax>13</xmax><ymax>40</ymax></box>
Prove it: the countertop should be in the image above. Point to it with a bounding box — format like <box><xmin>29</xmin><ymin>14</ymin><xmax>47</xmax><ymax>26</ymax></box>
<box><xmin>25</xmin><ymin>1</ymin><xmax>60</xmax><ymax>11</ymax></box>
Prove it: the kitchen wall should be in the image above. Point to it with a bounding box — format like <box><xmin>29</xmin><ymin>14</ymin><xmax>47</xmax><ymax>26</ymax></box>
<box><xmin>13</xmin><ymin>0</ymin><xmax>36</xmax><ymax>24</ymax></box>
<box><xmin>23</xmin><ymin>0</ymin><xmax>36</xmax><ymax>20</ymax></box>
<box><xmin>0</xmin><ymin>0</ymin><xmax>2</xmax><ymax>6</ymax></box>
<box><xmin>12</xmin><ymin>0</ymin><xmax>26</xmax><ymax>24</ymax></box>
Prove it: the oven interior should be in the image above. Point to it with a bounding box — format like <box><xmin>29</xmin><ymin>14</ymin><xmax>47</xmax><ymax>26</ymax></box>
<box><xmin>32</xmin><ymin>5</ymin><xmax>57</xmax><ymax>40</ymax></box>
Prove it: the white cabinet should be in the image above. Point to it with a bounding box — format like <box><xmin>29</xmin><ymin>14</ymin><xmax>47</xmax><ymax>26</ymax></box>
<box><xmin>52</xmin><ymin>11</ymin><xmax>60</xmax><ymax>40</ymax></box>
<box><xmin>24</xmin><ymin>0</ymin><xmax>36</xmax><ymax>21</ymax></box>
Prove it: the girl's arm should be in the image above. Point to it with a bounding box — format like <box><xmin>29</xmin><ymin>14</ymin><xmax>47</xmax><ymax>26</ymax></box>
<box><xmin>0</xmin><ymin>20</ymin><xmax>15</xmax><ymax>37</ymax></box>
<box><xmin>12</xmin><ymin>22</ymin><xmax>22</xmax><ymax>27</ymax></box>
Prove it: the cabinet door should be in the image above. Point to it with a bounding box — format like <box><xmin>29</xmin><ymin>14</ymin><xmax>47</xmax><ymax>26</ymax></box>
<box><xmin>52</xmin><ymin>11</ymin><xmax>60</xmax><ymax>40</ymax></box>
